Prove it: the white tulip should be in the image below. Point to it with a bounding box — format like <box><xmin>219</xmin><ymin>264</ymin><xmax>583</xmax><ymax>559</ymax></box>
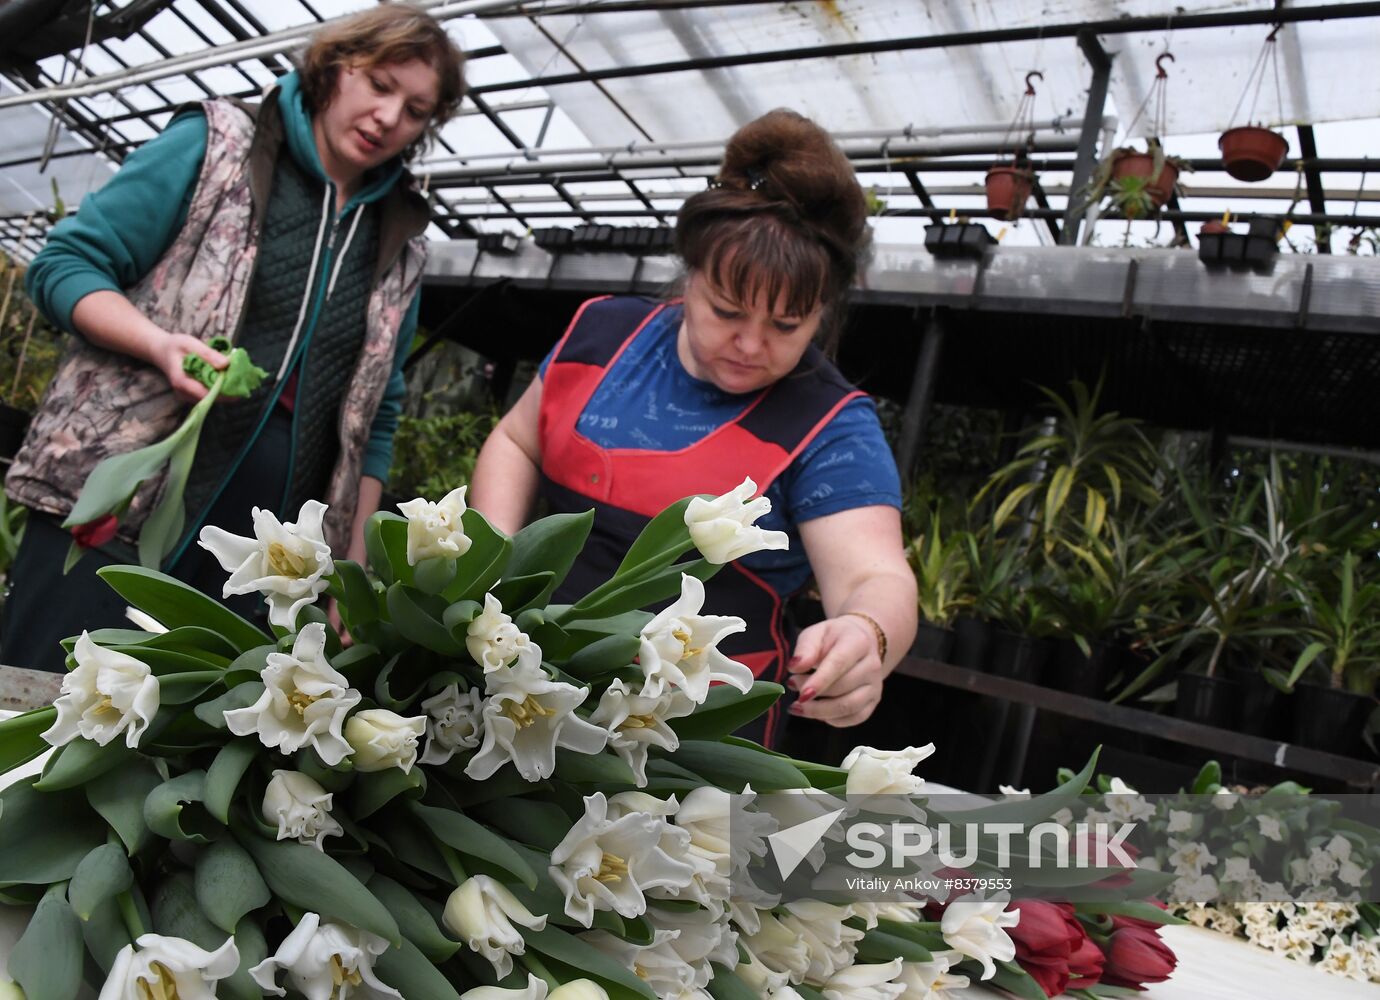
<box><xmin>442</xmin><ymin>875</ymin><xmax>547</xmax><ymax>978</ymax></box>
<box><xmin>736</xmin><ymin>944</ymin><xmax>791</xmax><ymax>995</ymax></box>
<box><xmin>124</xmin><ymin>606</ymin><xmax>168</xmax><ymax>634</ymax></box>
<box><xmin>938</xmin><ymin>896</ymin><xmax>1019</xmax><ymax>981</ymax></box>
<box><xmin>647</xmin><ymin>905</ymin><xmax>738</xmax><ymax>987</ymax></box>
<box><xmin>397</xmin><ymin>486</ymin><xmax>473</xmax><ymax>565</ymax></box>
<box><xmin>550</xmin><ymin>792</ymin><xmax>698</xmax><ymax>927</ymax></box>
<box><xmin>840</xmin><ymin>745</ymin><xmax>935</xmax><ymax>797</ymax></box>
<box><xmin>638</xmin><ymin>574</ymin><xmax>753</xmax><ymax>702</ymax></box>
<box><xmin>820</xmin><ymin>959</ymin><xmax>906</xmax><ymax>1000</ymax></box>
<box><xmin>603</xmin><ymin>792</ymin><xmax>726</xmax><ymax>913</ymax></box>
<box><xmin>590</xmin><ymin>679</ymin><xmax>694</xmax><ymax>786</ymax></box>
<box><xmin>466</xmin><ymin>593</ymin><xmax>542</xmax><ymax>674</ymax></box>
<box><xmin>0</xmin><ymin>981</ymin><xmax>22</xmax><ymax>1000</ymax></box>
<box><xmin>466</xmin><ymin>659</ymin><xmax>608</xmax><ymax>782</ymax></box>
<box><xmin>43</xmin><ymin>632</ymin><xmax>159</xmax><ymax>750</ymax></box>
<box><xmin>345</xmin><ymin>709</ymin><xmax>426</xmax><ymax>773</ymax></box>
<box><xmin>223</xmin><ymin>623</ymin><xmax>361</xmax><ymax>765</ymax></box>
<box><xmin>198</xmin><ymin>499</ymin><xmax>334</xmax><ymax>629</ymax></box>
<box><xmin>99</xmin><ymin>933</ymin><xmax>239</xmax><ymax>1000</ymax></box>
<box><xmin>742</xmin><ymin>911</ymin><xmax>811</xmax><ymax>985</ymax></box>
<box><xmin>896</xmin><ymin>950</ymin><xmax>970</xmax><ymax>1000</ymax></box>
<box><xmin>779</xmin><ymin>900</ymin><xmax>865</xmax><ymax>985</ymax></box>
<box><xmin>684</xmin><ymin>477</ymin><xmax>789</xmax><ymax>564</ymax></box>
<box><xmin>771</xmin><ymin>989</ymin><xmax>806</xmax><ymax>1000</ymax></box>
<box><xmin>262</xmin><ymin>770</ymin><xmax>343</xmax><ymax>849</ymax></box>
<box><xmin>419</xmin><ymin>683</ymin><xmax>484</xmax><ymax>765</ymax></box>
<box><xmin>582</xmin><ymin>929</ymin><xmax>701</xmax><ymax>1000</ymax></box>
<box><xmin>250</xmin><ymin>912</ymin><xmax>399</xmax><ymax>999</ymax></box>
<box><xmin>753</xmin><ymin>789</ymin><xmax>846</xmax><ymax>877</ymax></box>
<box><xmin>461</xmin><ymin>975</ymin><xmax>549</xmax><ymax>1000</ymax></box>
<box><xmin>547</xmin><ymin>981</ymin><xmax>609</xmax><ymax>1000</ymax></box>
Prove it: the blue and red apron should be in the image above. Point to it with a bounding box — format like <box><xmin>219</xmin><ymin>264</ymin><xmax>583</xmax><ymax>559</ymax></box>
<box><xmin>538</xmin><ymin>296</ymin><xmax>862</xmax><ymax>748</ymax></box>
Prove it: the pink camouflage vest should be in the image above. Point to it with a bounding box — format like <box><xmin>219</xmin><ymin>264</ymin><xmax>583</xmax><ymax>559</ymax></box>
<box><xmin>5</xmin><ymin>97</ymin><xmax>428</xmax><ymax>553</ymax></box>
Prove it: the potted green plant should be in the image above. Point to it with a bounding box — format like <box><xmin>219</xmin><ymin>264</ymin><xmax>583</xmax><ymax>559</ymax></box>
<box><xmin>907</xmin><ymin>510</ymin><xmax>971</xmax><ymax>661</ymax></box>
<box><xmin>984</xmin><ymin>578</ymin><xmax>1056</xmax><ymax>684</ymax></box>
<box><xmin>1079</xmin><ymin>140</ymin><xmax>1188</xmax><ymax>223</ymax></box>
<box><xmin>1285</xmin><ymin>551</ymin><xmax>1380</xmax><ymax>758</ymax></box>
<box><xmin>951</xmin><ymin>527</ymin><xmax>1025</xmax><ymax>672</ymax></box>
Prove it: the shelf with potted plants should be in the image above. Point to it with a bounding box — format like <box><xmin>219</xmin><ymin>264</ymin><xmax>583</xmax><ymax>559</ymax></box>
<box><xmin>897</xmin><ymin>379</ymin><xmax>1380</xmax><ymax>782</ymax></box>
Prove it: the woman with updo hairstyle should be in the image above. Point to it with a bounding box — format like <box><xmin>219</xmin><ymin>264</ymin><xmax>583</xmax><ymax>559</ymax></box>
<box><xmin>4</xmin><ymin>4</ymin><xmax>465</xmax><ymax>671</ymax></box>
<box><xmin>471</xmin><ymin>109</ymin><xmax>916</xmax><ymax>747</ymax></box>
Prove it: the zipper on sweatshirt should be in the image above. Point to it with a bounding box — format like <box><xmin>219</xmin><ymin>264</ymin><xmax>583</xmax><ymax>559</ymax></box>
<box><xmin>164</xmin><ymin>183</ymin><xmax>348</xmax><ymax>570</ymax></box>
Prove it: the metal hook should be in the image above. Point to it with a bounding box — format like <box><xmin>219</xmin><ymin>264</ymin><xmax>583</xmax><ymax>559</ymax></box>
<box><xmin>1155</xmin><ymin>52</ymin><xmax>1175</xmax><ymax>78</ymax></box>
<box><xmin>1266</xmin><ymin>23</ymin><xmax>1282</xmax><ymax>43</ymax></box>
<box><xmin>1024</xmin><ymin>70</ymin><xmax>1043</xmax><ymax>95</ymax></box>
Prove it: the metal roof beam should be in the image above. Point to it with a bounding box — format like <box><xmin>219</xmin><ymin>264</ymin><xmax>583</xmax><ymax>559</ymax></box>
<box><xmin>1296</xmin><ymin>126</ymin><xmax>1332</xmax><ymax>254</ymax></box>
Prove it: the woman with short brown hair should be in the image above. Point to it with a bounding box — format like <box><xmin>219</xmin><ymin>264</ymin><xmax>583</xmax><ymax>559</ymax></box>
<box><xmin>3</xmin><ymin>4</ymin><xmax>465</xmax><ymax>670</ymax></box>
<box><xmin>471</xmin><ymin>109</ymin><xmax>917</xmax><ymax>747</ymax></box>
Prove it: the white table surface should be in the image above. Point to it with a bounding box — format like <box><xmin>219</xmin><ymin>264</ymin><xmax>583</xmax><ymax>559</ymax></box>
<box><xmin>1</xmin><ymin>716</ymin><xmax>1375</xmax><ymax>997</ymax></box>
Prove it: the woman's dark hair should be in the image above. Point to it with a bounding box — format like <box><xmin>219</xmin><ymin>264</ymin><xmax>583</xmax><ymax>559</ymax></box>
<box><xmin>298</xmin><ymin>3</ymin><xmax>466</xmax><ymax>160</ymax></box>
<box><xmin>675</xmin><ymin>108</ymin><xmax>871</xmax><ymax>349</ymax></box>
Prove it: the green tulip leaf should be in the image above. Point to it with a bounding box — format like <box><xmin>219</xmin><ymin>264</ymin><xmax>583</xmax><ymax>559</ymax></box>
<box><xmin>523</xmin><ymin>923</ymin><xmax>657</xmax><ymax>1000</ymax></box>
<box><xmin>353</xmin><ymin>766</ymin><xmax>426</xmax><ymax>821</ymax></box>
<box><xmin>144</xmin><ymin>770</ymin><xmax>218</xmax><ymax>843</ymax></box>
<box><xmin>387</xmin><ymin>584</ymin><xmax>464</xmax><ymax>656</ymax></box>
<box><xmin>489</xmin><ymin>571</ymin><xmax>556</xmax><ymax>616</ymax></box>
<box><xmin>443</xmin><ymin>507</ymin><xmax>512</xmax><ymax>603</ymax></box>
<box><xmin>670</xmin><ymin>682</ymin><xmax>783</xmax><ymax>742</ymax></box>
<box><xmin>68</xmin><ymin>843</ymin><xmax>134</xmax><ymax>920</ymax></box>
<box><xmin>373</xmin><ymin>936</ymin><xmax>463</xmax><ymax>1000</ymax></box>
<box><xmin>238</xmin><ymin>832</ymin><xmax>400</xmax><ymax>946</ymax></box>
<box><xmin>96</xmin><ymin>565</ymin><xmax>269</xmax><ymax>654</ymax></box>
<box><xmin>562</xmin><ymin>633</ymin><xmax>640</xmax><ymax>679</ymax></box>
<box><xmin>87</xmin><ymin>757</ymin><xmax>162</xmax><ymax>855</ymax></box>
<box><xmin>151</xmin><ymin>871</ymin><xmax>228</xmax><ymax>951</ymax></box>
<box><xmin>0</xmin><ymin>705</ymin><xmax>55</xmax><ymax>775</ymax></box>
<box><xmin>204</xmin><ymin>738</ymin><xmax>259</xmax><ymax>824</ymax></box>
<box><xmin>9</xmin><ymin>882</ymin><xmax>84</xmax><ymax>1000</ymax></box>
<box><xmin>409</xmin><ymin>801</ymin><xmax>538</xmax><ymax>889</ymax></box>
<box><xmin>506</xmin><ymin>510</ymin><xmax>594</xmax><ymax>607</ymax></box>
<box><xmin>196</xmin><ymin>837</ymin><xmax>270</xmax><ymax>933</ymax></box>
<box><xmin>705</xmin><ymin>966</ymin><xmax>760</xmax><ymax>1000</ymax></box>
<box><xmin>0</xmin><ymin>782</ymin><xmax>105</xmax><ymax>884</ymax></box>
<box><xmin>367</xmin><ymin>873</ymin><xmax>460</xmax><ymax>962</ymax></box>
<box><xmin>34</xmin><ymin>735</ymin><xmax>130</xmax><ymax>791</ymax></box>
<box><xmin>666</xmin><ymin>740</ymin><xmax>810</xmax><ymax>791</ymax></box>
<box><xmin>195</xmin><ymin>682</ymin><xmax>265</xmax><ymax>730</ymax></box>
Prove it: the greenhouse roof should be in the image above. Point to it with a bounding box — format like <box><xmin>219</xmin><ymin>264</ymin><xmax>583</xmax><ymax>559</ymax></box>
<box><xmin>1</xmin><ymin>0</ymin><xmax>1378</xmax><ymax>257</ymax></box>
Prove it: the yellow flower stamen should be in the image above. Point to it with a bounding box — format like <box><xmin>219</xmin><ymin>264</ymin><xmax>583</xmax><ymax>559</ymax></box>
<box><xmin>287</xmin><ymin>688</ymin><xmax>321</xmax><ymax>718</ymax></box>
<box><xmin>266</xmin><ymin>541</ymin><xmax>309</xmax><ymax>578</ymax></box>
<box><xmin>503</xmin><ymin>694</ymin><xmax>554</xmax><ymax>729</ymax></box>
<box><xmin>595</xmin><ymin>852</ymin><xmax>629</xmax><ymax>884</ymax></box>
<box><xmin>670</xmin><ymin>626</ymin><xmax>702</xmax><ymax>661</ymax></box>
<box><xmin>331</xmin><ymin>954</ymin><xmax>363</xmax><ymax>996</ymax></box>
<box><xmin>620</xmin><ymin>713</ymin><xmax>658</xmax><ymax>730</ymax></box>
<box><xmin>135</xmin><ymin>962</ymin><xmax>181</xmax><ymax>1000</ymax></box>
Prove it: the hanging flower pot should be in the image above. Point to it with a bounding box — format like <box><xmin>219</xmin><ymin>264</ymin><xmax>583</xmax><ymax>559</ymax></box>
<box><xmin>1110</xmin><ymin>151</ymin><xmax>1179</xmax><ymax>210</ymax></box>
<box><xmin>985</xmin><ymin>165</ymin><xmax>1035</xmax><ymax>221</ymax></box>
<box><xmin>1218</xmin><ymin>125</ymin><xmax>1289</xmax><ymax>181</ymax></box>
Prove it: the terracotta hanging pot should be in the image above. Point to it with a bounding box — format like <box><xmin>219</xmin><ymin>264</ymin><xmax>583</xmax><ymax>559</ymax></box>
<box><xmin>1110</xmin><ymin>151</ymin><xmax>1179</xmax><ymax>210</ymax></box>
<box><xmin>1218</xmin><ymin>125</ymin><xmax>1289</xmax><ymax>182</ymax></box>
<box><xmin>984</xmin><ymin>165</ymin><xmax>1035</xmax><ymax>221</ymax></box>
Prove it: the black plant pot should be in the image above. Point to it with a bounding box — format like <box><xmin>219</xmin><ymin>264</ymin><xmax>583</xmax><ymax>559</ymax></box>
<box><xmin>1290</xmin><ymin>683</ymin><xmax>1375</xmax><ymax>759</ymax></box>
<box><xmin>910</xmin><ymin>622</ymin><xmax>956</xmax><ymax>663</ymax></box>
<box><xmin>1225</xmin><ymin>662</ymin><xmax>1291</xmax><ymax>740</ymax></box>
<box><xmin>1175</xmin><ymin>673</ymin><xmax>1243</xmax><ymax>730</ymax></box>
<box><xmin>988</xmin><ymin>629</ymin><xmax>1049</xmax><ymax>683</ymax></box>
<box><xmin>951</xmin><ymin>616</ymin><xmax>995</xmax><ymax>672</ymax></box>
<box><xmin>1049</xmin><ymin>638</ymin><xmax>1118</xmax><ymax>698</ymax></box>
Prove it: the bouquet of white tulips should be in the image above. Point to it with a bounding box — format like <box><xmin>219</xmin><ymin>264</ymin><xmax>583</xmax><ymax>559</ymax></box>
<box><xmin>0</xmin><ymin>480</ymin><xmax>1154</xmax><ymax>1000</ymax></box>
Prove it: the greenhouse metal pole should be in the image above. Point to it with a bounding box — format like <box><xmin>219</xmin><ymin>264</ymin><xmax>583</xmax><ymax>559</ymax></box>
<box><xmin>896</xmin><ymin>309</ymin><xmax>947</xmax><ymax>484</ymax></box>
<box><xmin>1060</xmin><ymin>33</ymin><xmax>1112</xmax><ymax>247</ymax></box>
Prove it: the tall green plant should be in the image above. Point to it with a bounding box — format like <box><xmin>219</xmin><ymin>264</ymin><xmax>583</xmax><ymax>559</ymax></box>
<box><xmin>906</xmin><ymin>511</ymin><xmax>970</xmax><ymax>627</ymax></box>
<box><xmin>1288</xmin><ymin>551</ymin><xmax>1380</xmax><ymax>694</ymax></box>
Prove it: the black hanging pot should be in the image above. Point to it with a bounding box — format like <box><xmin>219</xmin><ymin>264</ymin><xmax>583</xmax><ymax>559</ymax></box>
<box><xmin>1049</xmin><ymin>637</ymin><xmax>1118</xmax><ymax>698</ymax></box>
<box><xmin>951</xmin><ymin>616</ymin><xmax>995</xmax><ymax>672</ymax></box>
<box><xmin>988</xmin><ymin>629</ymin><xmax>1050</xmax><ymax>684</ymax></box>
<box><xmin>910</xmin><ymin>622</ymin><xmax>956</xmax><ymax>663</ymax></box>
<box><xmin>1290</xmin><ymin>682</ymin><xmax>1375</xmax><ymax>759</ymax></box>
<box><xmin>1175</xmin><ymin>672</ymin><xmax>1243</xmax><ymax>730</ymax></box>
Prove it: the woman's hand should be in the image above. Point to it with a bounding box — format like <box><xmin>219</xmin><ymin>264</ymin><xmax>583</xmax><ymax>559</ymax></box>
<box><xmin>151</xmin><ymin>333</ymin><xmax>230</xmax><ymax>403</ymax></box>
<box><xmin>786</xmin><ymin>614</ymin><xmax>885</xmax><ymax>728</ymax></box>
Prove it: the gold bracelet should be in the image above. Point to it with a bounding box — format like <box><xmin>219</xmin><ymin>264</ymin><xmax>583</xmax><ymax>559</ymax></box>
<box><xmin>841</xmin><ymin>611</ymin><xmax>887</xmax><ymax>662</ymax></box>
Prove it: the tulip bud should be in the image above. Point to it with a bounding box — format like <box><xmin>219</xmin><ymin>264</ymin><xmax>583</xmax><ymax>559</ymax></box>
<box><xmin>442</xmin><ymin>876</ymin><xmax>547</xmax><ymax>979</ymax></box>
<box><xmin>548</xmin><ymin>980</ymin><xmax>609</xmax><ymax>1000</ymax></box>
<box><xmin>262</xmin><ymin>770</ymin><xmax>342</xmax><ymax>849</ymax></box>
<box><xmin>345</xmin><ymin>709</ymin><xmax>426</xmax><ymax>772</ymax></box>
<box><xmin>0</xmin><ymin>980</ymin><xmax>26</xmax><ymax>1000</ymax></box>
<box><xmin>1102</xmin><ymin>925</ymin><xmax>1176</xmax><ymax>989</ymax></box>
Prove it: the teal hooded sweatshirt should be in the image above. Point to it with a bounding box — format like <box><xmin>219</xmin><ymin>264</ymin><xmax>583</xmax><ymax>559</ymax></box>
<box><xmin>25</xmin><ymin>71</ymin><xmax>419</xmax><ymax>484</ymax></box>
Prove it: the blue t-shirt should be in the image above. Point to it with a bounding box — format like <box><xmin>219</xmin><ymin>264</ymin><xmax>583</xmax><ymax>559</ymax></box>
<box><xmin>540</xmin><ymin>305</ymin><xmax>901</xmax><ymax>595</ymax></box>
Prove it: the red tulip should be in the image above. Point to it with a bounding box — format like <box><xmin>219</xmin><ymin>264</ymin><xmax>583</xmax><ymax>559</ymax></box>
<box><xmin>1008</xmin><ymin>900</ymin><xmax>1103</xmax><ymax>997</ymax></box>
<box><xmin>71</xmin><ymin>514</ymin><xmax>119</xmax><ymax>549</ymax></box>
<box><xmin>1102</xmin><ymin>925</ymin><xmax>1177</xmax><ymax>989</ymax></box>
